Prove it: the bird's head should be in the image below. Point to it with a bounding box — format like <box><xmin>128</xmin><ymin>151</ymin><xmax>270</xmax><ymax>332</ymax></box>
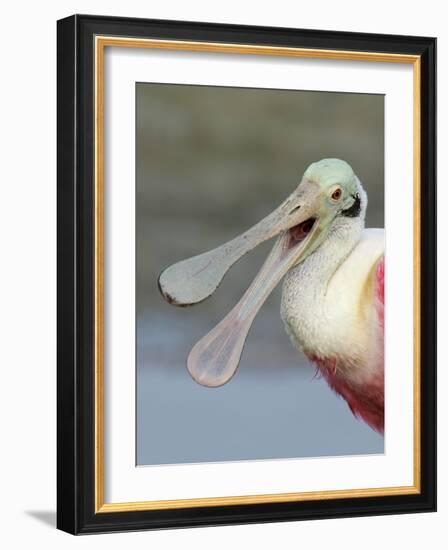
<box><xmin>284</xmin><ymin>158</ymin><xmax>367</xmax><ymax>267</ymax></box>
<box><xmin>158</xmin><ymin>158</ymin><xmax>368</xmax><ymax>386</ymax></box>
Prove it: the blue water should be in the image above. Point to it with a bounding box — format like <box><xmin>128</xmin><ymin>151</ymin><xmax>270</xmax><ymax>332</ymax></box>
<box><xmin>136</xmin><ymin>312</ymin><xmax>383</xmax><ymax>465</ymax></box>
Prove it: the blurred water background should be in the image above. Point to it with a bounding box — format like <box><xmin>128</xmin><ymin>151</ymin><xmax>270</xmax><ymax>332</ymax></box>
<box><xmin>136</xmin><ymin>83</ymin><xmax>384</xmax><ymax>465</ymax></box>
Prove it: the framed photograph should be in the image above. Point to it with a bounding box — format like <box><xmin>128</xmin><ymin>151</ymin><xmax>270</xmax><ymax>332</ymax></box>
<box><xmin>57</xmin><ymin>14</ymin><xmax>436</xmax><ymax>534</ymax></box>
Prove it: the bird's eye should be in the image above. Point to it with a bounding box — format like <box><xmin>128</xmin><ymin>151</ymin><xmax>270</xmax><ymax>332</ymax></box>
<box><xmin>331</xmin><ymin>188</ymin><xmax>342</xmax><ymax>201</ymax></box>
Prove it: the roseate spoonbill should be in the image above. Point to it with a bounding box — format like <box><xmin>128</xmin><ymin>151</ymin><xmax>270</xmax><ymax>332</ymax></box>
<box><xmin>159</xmin><ymin>159</ymin><xmax>385</xmax><ymax>433</ymax></box>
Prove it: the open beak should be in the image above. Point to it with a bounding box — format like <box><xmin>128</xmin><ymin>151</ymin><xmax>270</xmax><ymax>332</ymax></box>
<box><xmin>158</xmin><ymin>180</ymin><xmax>325</xmax><ymax>387</ymax></box>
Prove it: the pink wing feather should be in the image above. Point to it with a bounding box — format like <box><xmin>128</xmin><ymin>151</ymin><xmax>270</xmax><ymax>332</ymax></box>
<box><xmin>375</xmin><ymin>255</ymin><xmax>384</xmax><ymax>328</ymax></box>
<box><xmin>310</xmin><ymin>255</ymin><xmax>385</xmax><ymax>434</ymax></box>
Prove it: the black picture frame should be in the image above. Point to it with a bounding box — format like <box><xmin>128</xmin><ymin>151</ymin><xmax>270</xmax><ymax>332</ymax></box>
<box><xmin>57</xmin><ymin>14</ymin><xmax>436</xmax><ymax>535</ymax></box>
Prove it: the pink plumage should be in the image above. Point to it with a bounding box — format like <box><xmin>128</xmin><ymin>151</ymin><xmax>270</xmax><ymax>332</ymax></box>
<box><xmin>308</xmin><ymin>256</ymin><xmax>385</xmax><ymax>433</ymax></box>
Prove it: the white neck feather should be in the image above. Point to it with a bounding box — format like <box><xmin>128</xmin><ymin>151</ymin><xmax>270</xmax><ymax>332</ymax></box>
<box><xmin>280</xmin><ymin>183</ymin><xmax>370</xmax><ymax>363</ymax></box>
<box><xmin>282</xmin><ymin>214</ymin><xmax>364</xmax><ymax>303</ymax></box>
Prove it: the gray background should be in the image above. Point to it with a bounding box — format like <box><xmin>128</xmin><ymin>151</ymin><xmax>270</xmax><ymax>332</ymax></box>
<box><xmin>136</xmin><ymin>83</ymin><xmax>384</xmax><ymax>465</ymax></box>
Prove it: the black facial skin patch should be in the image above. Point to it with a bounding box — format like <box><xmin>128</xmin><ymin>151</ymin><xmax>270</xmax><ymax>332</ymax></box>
<box><xmin>340</xmin><ymin>193</ymin><xmax>361</xmax><ymax>218</ymax></box>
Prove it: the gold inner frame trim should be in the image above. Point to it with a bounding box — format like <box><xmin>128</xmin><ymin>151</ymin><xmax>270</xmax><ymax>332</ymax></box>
<box><xmin>94</xmin><ymin>35</ymin><xmax>421</xmax><ymax>513</ymax></box>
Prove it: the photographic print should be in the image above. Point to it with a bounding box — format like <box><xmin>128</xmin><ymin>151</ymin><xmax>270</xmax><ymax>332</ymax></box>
<box><xmin>57</xmin><ymin>15</ymin><xmax>435</xmax><ymax>533</ymax></box>
<box><xmin>136</xmin><ymin>83</ymin><xmax>384</xmax><ymax>465</ymax></box>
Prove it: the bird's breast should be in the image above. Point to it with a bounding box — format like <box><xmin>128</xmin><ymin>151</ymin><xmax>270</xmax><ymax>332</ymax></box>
<box><xmin>280</xmin><ymin>229</ymin><xmax>384</xmax><ymax>381</ymax></box>
<box><xmin>281</xmin><ymin>266</ymin><xmax>367</xmax><ymax>367</ymax></box>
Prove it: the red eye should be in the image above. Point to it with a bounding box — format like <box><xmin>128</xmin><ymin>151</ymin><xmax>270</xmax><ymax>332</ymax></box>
<box><xmin>331</xmin><ymin>188</ymin><xmax>342</xmax><ymax>201</ymax></box>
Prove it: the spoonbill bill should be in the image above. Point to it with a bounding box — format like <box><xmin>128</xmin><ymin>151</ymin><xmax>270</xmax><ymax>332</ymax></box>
<box><xmin>159</xmin><ymin>159</ymin><xmax>385</xmax><ymax>433</ymax></box>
